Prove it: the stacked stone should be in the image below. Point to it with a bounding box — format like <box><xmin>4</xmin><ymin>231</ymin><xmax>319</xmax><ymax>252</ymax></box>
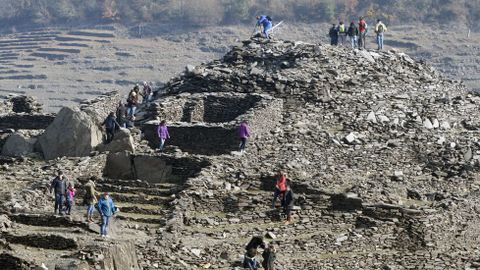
<box><xmin>10</xmin><ymin>95</ymin><xmax>42</xmax><ymax>114</ymax></box>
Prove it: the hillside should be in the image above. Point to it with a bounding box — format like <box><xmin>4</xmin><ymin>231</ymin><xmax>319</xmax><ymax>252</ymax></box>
<box><xmin>1</xmin><ymin>36</ymin><xmax>480</xmax><ymax>269</ymax></box>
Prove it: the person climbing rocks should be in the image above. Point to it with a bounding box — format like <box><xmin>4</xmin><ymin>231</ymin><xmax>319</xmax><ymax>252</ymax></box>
<box><xmin>375</xmin><ymin>19</ymin><xmax>387</xmax><ymax>50</ymax></box>
<box><xmin>126</xmin><ymin>115</ymin><xmax>136</xmax><ymax>128</ymax></box>
<box><xmin>65</xmin><ymin>183</ymin><xmax>76</xmax><ymax>215</ymax></box>
<box><xmin>97</xmin><ymin>192</ymin><xmax>116</xmax><ymax>238</ymax></box>
<box><xmin>256</xmin><ymin>15</ymin><xmax>273</xmax><ymax>39</ymax></box>
<box><xmin>157</xmin><ymin>120</ymin><xmax>170</xmax><ymax>152</ymax></box>
<box><xmin>358</xmin><ymin>17</ymin><xmax>368</xmax><ymax>49</ymax></box>
<box><xmin>238</xmin><ymin>120</ymin><xmax>250</xmax><ymax>153</ymax></box>
<box><xmin>142</xmin><ymin>81</ymin><xmax>153</xmax><ymax>104</ymax></box>
<box><xmin>272</xmin><ymin>171</ymin><xmax>287</xmax><ymax>209</ymax></box>
<box><xmin>329</xmin><ymin>24</ymin><xmax>339</xmax><ymax>46</ymax></box>
<box><xmin>243</xmin><ymin>248</ymin><xmax>259</xmax><ymax>269</ymax></box>
<box><xmin>49</xmin><ymin>170</ymin><xmax>68</xmax><ymax>215</ymax></box>
<box><xmin>338</xmin><ymin>21</ymin><xmax>347</xmax><ymax>46</ymax></box>
<box><xmin>115</xmin><ymin>102</ymin><xmax>127</xmax><ymax>128</ymax></box>
<box><xmin>282</xmin><ymin>184</ymin><xmax>295</xmax><ymax>225</ymax></box>
<box><xmin>83</xmin><ymin>180</ymin><xmax>98</xmax><ymax>223</ymax></box>
<box><xmin>102</xmin><ymin>112</ymin><xmax>120</xmax><ymax>144</ymax></box>
<box><xmin>244</xmin><ymin>236</ymin><xmax>266</xmax><ymax>269</ymax></box>
<box><xmin>261</xmin><ymin>244</ymin><xmax>276</xmax><ymax>270</ymax></box>
<box><xmin>127</xmin><ymin>86</ymin><xmax>139</xmax><ymax>116</ymax></box>
<box><xmin>347</xmin><ymin>21</ymin><xmax>359</xmax><ymax>49</ymax></box>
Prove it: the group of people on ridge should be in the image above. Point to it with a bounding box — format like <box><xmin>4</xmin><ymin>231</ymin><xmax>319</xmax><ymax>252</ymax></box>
<box><xmin>329</xmin><ymin>17</ymin><xmax>387</xmax><ymax>50</ymax></box>
<box><xmin>50</xmin><ymin>172</ymin><xmax>117</xmax><ymax>238</ymax></box>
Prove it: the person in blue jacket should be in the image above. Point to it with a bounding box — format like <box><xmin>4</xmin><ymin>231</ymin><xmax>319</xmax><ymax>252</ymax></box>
<box><xmin>256</xmin><ymin>15</ymin><xmax>273</xmax><ymax>39</ymax></box>
<box><xmin>96</xmin><ymin>192</ymin><xmax>117</xmax><ymax>238</ymax></box>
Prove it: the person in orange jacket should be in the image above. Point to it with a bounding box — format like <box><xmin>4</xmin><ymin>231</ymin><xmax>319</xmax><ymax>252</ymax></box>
<box><xmin>272</xmin><ymin>171</ymin><xmax>287</xmax><ymax>209</ymax></box>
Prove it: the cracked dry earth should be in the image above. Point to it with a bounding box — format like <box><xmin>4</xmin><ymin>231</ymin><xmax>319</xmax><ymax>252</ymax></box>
<box><xmin>1</xmin><ymin>38</ymin><xmax>480</xmax><ymax>270</ymax></box>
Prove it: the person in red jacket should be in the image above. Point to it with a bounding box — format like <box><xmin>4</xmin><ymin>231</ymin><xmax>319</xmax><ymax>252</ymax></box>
<box><xmin>272</xmin><ymin>171</ymin><xmax>287</xmax><ymax>209</ymax></box>
<box><xmin>358</xmin><ymin>17</ymin><xmax>368</xmax><ymax>49</ymax></box>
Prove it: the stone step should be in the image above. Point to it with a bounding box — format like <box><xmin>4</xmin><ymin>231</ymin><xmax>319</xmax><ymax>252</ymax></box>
<box><xmin>67</xmin><ymin>30</ymin><xmax>115</xmax><ymax>38</ymax></box>
<box><xmin>115</xmin><ymin>212</ymin><xmax>166</xmax><ymax>225</ymax></box>
<box><xmin>37</xmin><ymin>47</ymin><xmax>81</xmax><ymax>54</ymax></box>
<box><xmin>109</xmin><ymin>192</ymin><xmax>172</xmax><ymax>205</ymax></box>
<box><xmin>116</xmin><ymin>202</ymin><xmax>166</xmax><ymax>215</ymax></box>
<box><xmin>96</xmin><ymin>183</ymin><xmax>179</xmax><ymax>197</ymax></box>
<box><xmin>30</xmin><ymin>52</ymin><xmax>68</xmax><ymax>60</ymax></box>
<box><xmin>5</xmin><ymin>232</ymin><xmax>79</xmax><ymax>250</ymax></box>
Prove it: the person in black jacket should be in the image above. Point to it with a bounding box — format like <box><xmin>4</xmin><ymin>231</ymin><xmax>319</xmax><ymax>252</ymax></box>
<box><xmin>329</xmin><ymin>24</ymin><xmax>339</xmax><ymax>46</ymax></box>
<box><xmin>347</xmin><ymin>22</ymin><xmax>359</xmax><ymax>49</ymax></box>
<box><xmin>102</xmin><ymin>112</ymin><xmax>120</xmax><ymax>143</ymax></box>
<box><xmin>282</xmin><ymin>185</ymin><xmax>294</xmax><ymax>224</ymax></box>
<box><xmin>49</xmin><ymin>170</ymin><xmax>68</xmax><ymax>215</ymax></box>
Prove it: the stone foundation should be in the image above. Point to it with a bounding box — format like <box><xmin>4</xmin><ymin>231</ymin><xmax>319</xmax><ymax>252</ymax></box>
<box><xmin>143</xmin><ymin>93</ymin><xmax>282</xmax><ymax>155</ymax></box>
<box><xmin>104</xmin><ymin>151</ymin><xmax>210</xmax><ymax>184</ymax></box>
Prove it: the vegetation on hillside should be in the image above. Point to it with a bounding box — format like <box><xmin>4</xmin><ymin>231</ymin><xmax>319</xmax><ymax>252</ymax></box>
<box><xmin>0</xmin><ymin>0</ymin><xmax>478</xmax><ymax>29</ymax></box>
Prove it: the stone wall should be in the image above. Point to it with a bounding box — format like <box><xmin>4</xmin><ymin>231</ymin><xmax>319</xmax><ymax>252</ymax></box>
<box><xmin>0</xmin><ymin>114</ymin><xmax>55</xmax><ymax>130</ymax></box>
<box><xmin>79</xmin><ymin>91</ymin><xmax>121</xmax><ymax>124</ymax></box>
<box><xmin>104</xmin><ymin>152</ymin><xmax>210</xmax><ymax>184</ymax></box>
<box><xmin>149</xmin><ymin>93</ymin><xmax>263</xmax><ymax>123</ymax></box>
<box><xmin>142</xmin><ymin>93</ymin><xmax>283</xmax><ymax>155</ymax></box>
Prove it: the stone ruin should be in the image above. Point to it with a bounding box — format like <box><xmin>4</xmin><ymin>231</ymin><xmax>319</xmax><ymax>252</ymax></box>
<box><xmin>1</xmin><ymin>38</ymin><xmax>480</xmax><ymax>269</ymax></box>
<box><xmin>142</xmin><ymin>92</ymin><xmax>282</xmax><ymax>155</ymax></box>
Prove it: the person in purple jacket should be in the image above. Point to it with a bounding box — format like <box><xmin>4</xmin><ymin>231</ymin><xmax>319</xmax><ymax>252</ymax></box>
<box><xmin>238</xmin><ymin>120</ymin><xmax>250</xmax><ymax>153</ymax></box>
<box><xmin>157</xmin><ymin>120</ymin><xmax>170</xmax><ymax>152</ymax></box>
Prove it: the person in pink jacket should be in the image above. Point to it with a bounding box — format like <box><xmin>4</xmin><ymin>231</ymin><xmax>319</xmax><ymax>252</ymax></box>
<box><xmin>65</xmin><ymin>183</ymin><xmax>76</xmax><ymax>215</ymax></box>
<box><xmin>157</xmin><ymin>120</ymin><xmax>170</xmax><ymax>152</ymax></box>
<box><xmin>238</xmin><ymin>120</ymin><xmax>250</xmax><ymax>153</ymax></box>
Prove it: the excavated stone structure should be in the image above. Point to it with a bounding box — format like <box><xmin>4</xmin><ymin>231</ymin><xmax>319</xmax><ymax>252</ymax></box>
<box><xmin>1</xmin><ymin>38</ymin><xmax>480</xmax><ymax>269</ymax></box>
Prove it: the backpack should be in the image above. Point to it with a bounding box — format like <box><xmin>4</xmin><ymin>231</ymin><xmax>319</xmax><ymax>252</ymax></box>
<box><xmin>339</xmin><ymin>24</ymin><xmax>345</xmax><ymax>33</ymax></box>
<box><xmin>266</xmin><ymin>15</ymin><xmax>272</xmax><ymax>22</ymax></box>
<box><xmin>378</xmin><ymin>24</ymin><xmax>384</xmax><ymax>33</ymax></box>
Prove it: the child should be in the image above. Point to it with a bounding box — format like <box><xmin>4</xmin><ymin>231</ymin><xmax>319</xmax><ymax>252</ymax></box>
<box><xmin>65</xmin><ymin>183</ymin><xmax>76</xmax><ymax>215</ymax></box>
<box><xmin>262</xmin><ymin>244</ymin><xmax>276</xmax><ymax>270</ymax></box>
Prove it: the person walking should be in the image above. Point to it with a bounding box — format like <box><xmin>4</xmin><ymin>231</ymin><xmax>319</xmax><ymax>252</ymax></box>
<box><xmin>256</xmin><ymin>15</ymin><xmax>273</xmax><ymax>39</ymax></box>
<box><xmin>83</xmin><ymin>180</ymin><xmax>97</xmax><ymax>223</ymax></box>
<box><xmin>375</xmin><ymin>19</ymin><xmax>387</xmax><ymax>50</ymax></box>
<box><xmin>102</xmin><ymin>112</ymin><xmax>120</xmax><ymax>144</ymax></box>
<box><xmin>97</xmin><ymin>192</ymin><xmax>116</xmax><ymax>238</ymax></box>
<box><xmin>49</xmin><ymin>171</ymin><xmax>67</xmax><ymax>215</ymax></box>
<box><xmin>157</xmin><ymin>120</ymin><xmax>170</xmax><ymax>152</ymax></box>
<box><xmin>127</xmin><ymin>87</ymin><xmax>139</xmax><ymax>117</ymax></box>
<box><xmin>347</xmin><ymin>21</ymin><xmax>359</xmax><ymax>49</ymax></box>
<box><xmin>65</xmin><ymin>183</ymin><xmax>76</xmax><ymax>215</ymax></box>
<box><xmin>115</xmin><ymin>102</ymin><xmax>127</xmax><ymax>128</ymax></box>
<box><xmin>238</xmin><ymin>120</ymin><xmax>250</xmax><ymax>153</ymax></box>
<box><xmin>329</xmin><ymin>24</ymin><xmax>339</xmax><ymax>46</ymax></box>
<box><xmin>282</xmin><ymin>184</ymin><xmax>295</xmax><ymax>224</ymax></box>
<box><xmin>272</xmin><ymin>171</ymin><xmax>287</xmax><ymax>209</ymax></box>
<box><xmin>338</xmin><ymin>21</ymin><xmax>347</xmax><ymax>46</ymax></box>
<box><xmin>358</xmin><ymin>17</ymin><xmax>368</xmax><ymax>49</ymax></box>
<box><xmin>142</xmin><ymin>81</ymin><xmax>153</xmax><ymax>104</ymax></box>
<box><xmin>261</xmin><ymin>244</ymin><xmax>276</xmax><ymax>270</ymax></box>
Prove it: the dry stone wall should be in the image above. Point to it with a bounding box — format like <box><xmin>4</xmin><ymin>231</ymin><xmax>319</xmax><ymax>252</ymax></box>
<box><xmin>142</xmin><ymin>93</ymin><xmax>282</xmax><ymax>155</ymax></box>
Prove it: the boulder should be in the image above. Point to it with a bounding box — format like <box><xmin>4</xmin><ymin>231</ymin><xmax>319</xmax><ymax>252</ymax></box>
<box><xmin>1</xmin><ymin>133</ymin><xmax>36</xmax><ymax>157</ymax></box>
<box><xmin>38</xmin><ymin>107</ymin><xmax>103</xmax><ymax>160</ymax></box>
<box><xmin>104</xmin><ymin>151</ymin><xmax>134</xmax><ymax>179</ymax></box>
<box><xmin>98</xmin><ymin>128</ymin><xmax>135</xmax><ymax>154</ymax></box>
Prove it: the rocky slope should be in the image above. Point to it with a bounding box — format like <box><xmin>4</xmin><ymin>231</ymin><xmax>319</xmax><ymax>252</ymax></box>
<box><xmin>1</xmin><ymin>37</ymin><xmax>480</xmax><ymax>269</ymax></box>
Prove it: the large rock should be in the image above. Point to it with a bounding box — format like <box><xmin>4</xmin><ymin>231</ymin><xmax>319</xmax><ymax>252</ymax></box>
<box><xmin>97</xmin><ymin>128</ymin><xmax>135</xmax><ymax>154</ymax></box>
<box><xmin>38</xmin><ymin>107</ymin><xmax>103</xmax><ymax>160</ymax></box>
<box><xmin>1</xmin><ymin>133</ymin><xmax>36</xmax><ymax>157</ymax></box>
